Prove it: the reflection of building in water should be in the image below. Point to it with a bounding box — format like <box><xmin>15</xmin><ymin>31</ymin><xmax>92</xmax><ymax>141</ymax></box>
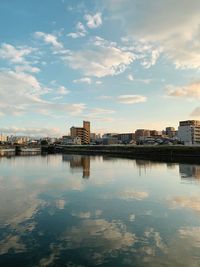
<box><xmin>135</xmin><ymin>159</ymin><xmax>170</xmax><ymax>176</ymax></box>
<box><xmin>62</xmin><ymin>154</ymin><xmax>90</xmax><ymax>178</ymax></box>
<box><xmin>179</xmin><ymin>164</ymin><xmax>200</xmax><ymax>180</ymax></box>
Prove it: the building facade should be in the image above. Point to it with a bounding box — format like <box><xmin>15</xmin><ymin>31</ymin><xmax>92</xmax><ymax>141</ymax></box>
<box><xmin>165</xmin><ymin>127</ymin><xmax>177</xmax><ymax>138</ymax></box>
<box><xmin>117</xmin><ymin>133</ymin><xmax>135</xmax><ymax>143</ymax></box>
<box><xmin>135</xmin><ymin>129</ymin><xmax>150</xmax><ymax>141</ymax></box>
<box><xmin>178</xmin><ymin>120</ymin><xmax>200</xmax><ymax>145</ymax></box>
<box><xmin>70</xmin><ymin>121</ymin><xmax>90</xmax><ymax>144</ymax></box>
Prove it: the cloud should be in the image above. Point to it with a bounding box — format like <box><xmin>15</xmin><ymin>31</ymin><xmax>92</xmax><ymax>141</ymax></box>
<box><xmin>117</xmin><ymin>95</ymin><xmax>147</xmax><ymax>104</ymax></box>
<box><xmin>191</xmin><ymin>107</ymin><xmax>200</xmax><ymax>117</ymax></box>
<box><xmin>67</xmin><ymin>22</ymin><xmax>87</xmax><ymax>38</ymax></box>
<box><xmin>0</xmin><ymin>43</ymin><xmax>33</xmax><ymax>64</ymax></box>
<box><xmin>96</xmin><ymin>80</ymin><xmax>102</xmax><ymax>85</ymax></box>
<box><xmin>127</xmin><ymin>74</ymin><xmax>134</xmax><ymax>81</ymax></box>
<box><xmin>0</xmin><ymin>235</ymin><xmax>26</xmax><ymax>255</ymax></box>
<box><xmin>127</xmin><ymin>74</ymin><xmax>152</xmax><ymax>84</ymax></box>
<box><xmin>83</xmin><ymin>108</ymin><xmax>115</xmax><ymax>123</ymax></box>
<box><xmin>90</xmin><ymin>108</ymin><xmax>115</xmax><ymax>115</ymax></box>
<box><xmin>57</xmin><ymin>86</ymin><xmax>70</xmax><ymax>95</ymax></box>
<box><xmin>65</xmin><ymin>42</ymin><xmax>135</xmax><ymax>77</ymax></box>
<box><xmin>34</xmin><ymin>31</ymin><xmax>63</xmax><ymax>50</ymax></box>
<box><xmin>105</xmin><ymin>0</ymin><xmax>200</xmax><ymax>69</ymax></box>
<box><xmin>118</xmin><ymin>189</ymin><xmax>149</xmax><ymax>201</ymax></box>
<box><xmin>15</xmin><ymin>64</ymin><xmax>40</xmax><ymax>73</ymax></box>
<box><xmin>171</xmin><ymin>196</ymin><xmax>200</xmax><ymax>213</ymax></box>
<box><xmin>84</xmin><ymin>13</ymin><xmax>102</xmax><ymax>29</ymax></box>
<box><xmin>97</xmin><ymin>95</ymin><xmax>112</xmax><ymax>100</ymax></box>
<box><xmin>129</xmin><ymin>214</ymin><xmax>135</xmax><ymax>222</ymax></box>
<box><xmin>61</xmin><ymin>219</ymin><xmax>135</xmax><ymax>264</ymax></box>
<box><xmin>166</xmin><ymin>82</ymin><xmax>200</xmax><ymax>99</ymax></box>
<box><xmin>71</xmin><ymin>211</ymin><xmax>91</xmax><ymax>219</ymax></box>
<box><xmin>0</xmin><ymin>70</ymin><xmax>85</xmax><ymax>117</ymax></box>
<box><xmin>73</xmin><ymin>77</ymin><xmax>92</xmax><ymax>84</ymax></box>
<box><xmin>0</xmin><ymin>127</ymin><xmax>63</xmax><ymax>137</ymax></box>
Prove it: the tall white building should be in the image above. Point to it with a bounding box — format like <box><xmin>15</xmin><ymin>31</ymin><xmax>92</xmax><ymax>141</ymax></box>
<box><xmin>178</xmin><ymin>120</ymin><xmax>200</xmax><ymax>145</ymax></box>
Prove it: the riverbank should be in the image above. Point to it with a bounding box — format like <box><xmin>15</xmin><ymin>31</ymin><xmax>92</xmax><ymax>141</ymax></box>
<box><xmin>0</xmin><ymin>146</ymin><xmax>41</xmax><ymax>157</ymax></box>
<box><xmin>53</xmin><ymin>145</ymin><xmax>200</xmax><ymax>163</ymax></box>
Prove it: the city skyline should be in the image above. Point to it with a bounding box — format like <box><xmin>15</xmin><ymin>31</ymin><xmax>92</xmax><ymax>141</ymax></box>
<box><xmin>0</xmin><ymin>0</ymin><xmax>200</xmax><ymax>136</ymax></box>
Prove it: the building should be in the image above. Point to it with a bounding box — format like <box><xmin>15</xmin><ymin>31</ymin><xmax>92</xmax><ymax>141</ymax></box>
<box><xmin>102</xmin><ymin>133</ymin><xmax>118</xmax><ymax>138</ymax></box>
<box><xmin>70</xmin><ymin>121</ymin><xmax>90</xmax><ymax>144</ymax></box>
<box><xmin>166</xmin><ymin>127</ymin><xmax>177</xmax><ymax>138</ymax></box>
<box><xmin>102</xmin><ymin>137</ymin><xmax>118</xmax><ymax>145</ymax></box>
<box><xmin>62</xmin><ymin>136</ymin><xmax>81</xmax><ymax>145</ymax></box>
<box><xmin>178</xmin><ymin>120</ymin><xmax>200</xmax><ymax>145</ymax></box>
<box><xmin>135</xmin><ymin>129</ymin><xmax>150</xmax><ymax>141</ymax></box>
<box><xmin>117</xmin><ymin>133</ymin><xmax>135</xmax><ymax>144</ymax></box>
<box><xmin>149</xmin><ymin>130</ymin><xmax>163</xmax><ymax>137</ymax></box>
<box><xmin>0</xmin><ymin>134</ymin><xmax>7</xmax><ymax>142</ymax></box>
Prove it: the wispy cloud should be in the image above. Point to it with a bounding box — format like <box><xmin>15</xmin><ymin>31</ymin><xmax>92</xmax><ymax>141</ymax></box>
<box><xmin>105</xmin><ymin>0</ymin><xmax>200</xmax><ymax>69</ymax></box>
<box><xmin>67</xmin><ymin>22</ymin><xmax>87</xmax><ymax>38</ymax></box>
<box><xmin>0</xmin><ymin>69</ymin><xmax>85</xmax><ymax>117</ymax></box>
<box><xmin>166</xmin><ymin>81</ymin><xmax>200</xmax><ymax>99</ymax></box>
<box><xmin>117</xmin><ymin>95</ymin><xmax>147</xmax><ymax>104</ymax></box>
<box><xmin>84</xmin><ymin>13</ymin><xmax>102</xmax><ymax>29</ymax></box>
<box><xmin>0</xmin><ymin>43</ymin><xmax>34</xmax><ymax>64</ymax></box>
<box><xmin>65</xmin><ymin>38</ymin><xmax>135</xmax><ymax>77</ymax></box>
<box><xmin>0</xmin><ymin>127</ymin><xmax>62</xmax><ymax>137</ymax></box>
<box><xmin>73</xmin><ymin>77</ymin><xmax>92</xmax><ymax>84</ymax></box>
<box><xmin>34</xmin><ymin>31</ymin><xmax>63</xmax><ymax>50</ymax></box>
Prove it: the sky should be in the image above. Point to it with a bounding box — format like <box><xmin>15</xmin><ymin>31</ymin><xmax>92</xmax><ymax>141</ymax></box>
<box><xmin>0</xmin><ymin>0</ymin><xmax>200</xmax><ymax>137</ymax></box>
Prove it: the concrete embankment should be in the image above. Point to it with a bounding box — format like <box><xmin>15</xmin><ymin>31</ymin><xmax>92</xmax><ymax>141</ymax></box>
<box><xmin>0</xmin><ymin>146</ymin><xmax>41</xmax><ymax>157</ymax></box>
<box><xmin>54</xmin><ymin>145</ymin><xmax>200</xmax><ymax>163</ymax></box>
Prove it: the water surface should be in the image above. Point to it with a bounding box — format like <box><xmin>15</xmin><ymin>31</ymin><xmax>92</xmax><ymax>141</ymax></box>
<box><xmin>1</xmin><ymin>154</ymin><xmax>200</xmax><ymax>266</ymax></box>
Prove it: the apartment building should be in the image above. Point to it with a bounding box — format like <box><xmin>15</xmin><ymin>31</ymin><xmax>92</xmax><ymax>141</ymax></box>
<box><xmin>178</xmin><ymin>120</ymin><xmax>200</xmax><ymax>145</ymax></box>
<box><xmin>70</xmin><ymin>121</ymin><xmax>90</xmax><ymax>144</ymax></box>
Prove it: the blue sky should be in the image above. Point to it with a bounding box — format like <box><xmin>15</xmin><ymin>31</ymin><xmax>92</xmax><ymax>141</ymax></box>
<box><xmin>0</xmin><ymin>0</ymin><xmax>200</xmax><ymax>136</ymax></box>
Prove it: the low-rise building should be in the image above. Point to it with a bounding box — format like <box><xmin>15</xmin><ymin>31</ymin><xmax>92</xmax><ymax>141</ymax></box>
<box><xmin>117</xmin><ymin>133</ymin><xmax>135</xmax><ymax>144</ymax></box>
<box><xmin>62</xmin><ymin>136</ymin><xmax>81</xmax><ymax>145</ymax></box>
<box><xmin>135</xmin><ymin>129</ymin><xmax>150</xmax><ymax>141</ymax></box>
<box><xmin>165</xmin><ymin>127</ymin><xmax>177</xmax><ymax>138</ymax></box>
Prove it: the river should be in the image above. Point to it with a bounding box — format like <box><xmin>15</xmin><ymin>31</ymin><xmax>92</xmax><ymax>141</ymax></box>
<box><xmin>1</xmin><ymin>154</ymin><xmax>200</xmax><ymax>266</ymax></box>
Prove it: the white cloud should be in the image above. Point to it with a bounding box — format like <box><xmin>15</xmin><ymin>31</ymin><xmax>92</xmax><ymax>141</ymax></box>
<box><xmin>127</xmin><ymin>74</ymin><xmax>152</xmax><ymax>84</ymax></box>
<box><xmin>84</xmin><ymin>13</ymin><xmax>102</xmax><ymax>29</ymax></box>
<box><xmin>117</xmin><ymin>95</ymin><xmax>147</xmax><ymax>104</ymax></box>
<box><xmin>96</xmin><ymin>80</ymin><xmax>102</xmax><ymax>85</ymax></box>
<box><xmin>97</xmin><ymin>95</ymin><xmax>112</xmax><ymax>100</ymax></box>
<box><xmin>89</xmin><ymin>108</ymin><xmax>115</xmax><ymax>116</ymax></box>
<box><xmin>15</xmin><ymin>64</ymin><xmax>40</xmax><ymax>73</ymax></box>
<box><xmin>73</xmin><ymin>77</ymin><xmax>92</xmax><ymax>84</ymax></box>
<box><xmin>129</xmin><ymin>214</ymin><xmax>135</xmax><ymax>222</ymax></box>
<box><xmin>83</xmin><ymin>108</ymin><xmax>115</xmax><ymax>123</ymax></box>
<box><xmin>67</xmin><ymin>22</ymin><xmax>87</xmax><ymax>38</ymax></box>
<box><xmin>57</xmin><ymin>86</ymin><xmax>70</xmax><ymax>95</ymax></box>
<box><xmin>166</xmin><ymin>82</ymin><xmax>200</xmax><ymax>99</ymax></box>
<box><xmin>0</xmin><ymin>127</ymin><xmax>62</xmax><ymax>137</ymax></box>
<box><xmin>105</xmin><ymin>0</ymin><xmax>200</xmax><ymax>69</ymax></box>
<box><xmin>0</xmin><ymin>43</ymin><xmax>33</xmax><ymax>64</ymax></box>
<box><xmin>34</xmin><ymin>31</ymin><xmax>63</xmax><ymax>50</ymax></box>
<box><xmin>65</xmin><ymin>44</ymin><xmax>135</xmax><ymax>77</ymax></box>
<box><xmin>0</xmin><ymin>70</ymin><xmax>85</xmax><ymax>117</ymax></box>
<box><xmin>127</xmin><ymin>74</ymin><xmax>134</xmax><ymax>81</ymax></box>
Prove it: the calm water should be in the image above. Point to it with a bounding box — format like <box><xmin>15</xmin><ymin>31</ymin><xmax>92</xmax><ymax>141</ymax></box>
<box><xmin>1</xmin><ymin>154</ymin><xmax>200</xmax><ymax>267</ymax></box>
